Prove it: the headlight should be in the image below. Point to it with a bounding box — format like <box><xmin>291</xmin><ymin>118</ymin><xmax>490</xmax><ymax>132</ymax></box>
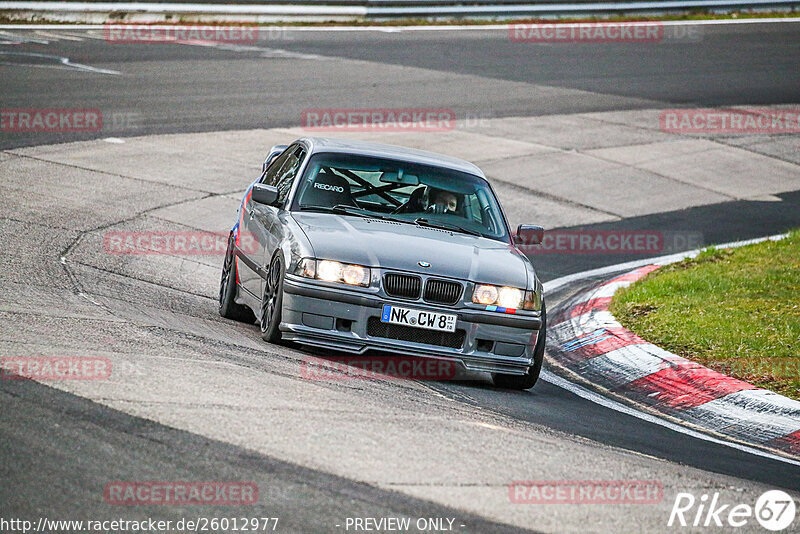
<box><xmin>473</xmin><ymin>284</ymin><xmax>498</xmax><ymax>305</ymax></box>
<box><xmin>317</xmin><ymin>260</ymin><xmax>343</xmax><ymax>282</ymax></box>
<box><xmin>473</xmin><ymin>284</ymin><xmax>540</xmax><ymax>311</ymax></box>
<box><xmin>342</xmin><ymin>264</ymin><xmax>369</xmax><ymax>286</ymax></box>
<box><xmin>294</xmin><ymin>258</ymin><xmax>370</xmax><ymax>287</ymax></box>
<box><xmin>497</xmin><ymin>287</ymin><xmax>523</xmax><ymax>309</ymax></box>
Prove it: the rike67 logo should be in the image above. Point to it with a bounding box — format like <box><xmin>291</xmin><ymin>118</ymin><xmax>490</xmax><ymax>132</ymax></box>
<box><xmin>669</xmin><ymin>490</ymin><xmax>796</xmax><ymax>531</ymax></box>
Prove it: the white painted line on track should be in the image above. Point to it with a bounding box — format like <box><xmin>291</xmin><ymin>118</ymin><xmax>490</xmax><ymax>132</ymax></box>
<box><xmin>173</xmin><ymin>39</ymin><xmax>325</xmax><ymax>59</ymax></box>
<box><xmin>0</xmin><ymin>50</ymin><xmax>120</xmax><ymax>73</ymax></box>
<box><xmin>34</xmin><ymin>29</ymin><xmax>84</xmax><ymax>41</ymax></box>
<box><xmin>60</xmin><ymin>30</ymin><xmax>108</xmax><ymax>40</ymax></box>
<box><xmin>0</xmin><ymin>29</ymin><xmax>48</xmax><ymax>43</ymax></box>
<box><xmin>540</xmin><ymin>369</ymin><xmax>800</xmax><ymax>466</ymax></box>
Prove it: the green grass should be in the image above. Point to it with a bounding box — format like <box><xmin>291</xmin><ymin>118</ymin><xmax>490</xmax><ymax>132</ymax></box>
<box><xmin>610</xmin><ymin>230</ymin><xmax>800</xmax><ymax>400</ymax></box>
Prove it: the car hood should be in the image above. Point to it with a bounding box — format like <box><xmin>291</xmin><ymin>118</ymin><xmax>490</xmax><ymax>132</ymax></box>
<box><xmin>292</xmin><ymin>212</ymin><xmax>530</xmax><ymax>287</ymax></box>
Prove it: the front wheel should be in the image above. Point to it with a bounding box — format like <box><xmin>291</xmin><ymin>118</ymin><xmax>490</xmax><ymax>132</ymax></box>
<box><xmin>260</xmin><ymin>254</ymin><xmax>284</xmax><ymax>343</ymax></box>
<box><xmin>219</xmin><ymin>235</ymin><xmax>255</xmax><ymax>323</ymax></box>
<box><xmin>492</xmin><ymin>302</ymin><xmax>546</xmax><ymax>390</ymax></box>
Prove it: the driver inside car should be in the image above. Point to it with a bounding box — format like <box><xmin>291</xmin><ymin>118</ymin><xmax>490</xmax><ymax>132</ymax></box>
<box><xmin>425</xmin><ymin>188</ymin><xmax>460</xmax><ymax>215</ymax></box>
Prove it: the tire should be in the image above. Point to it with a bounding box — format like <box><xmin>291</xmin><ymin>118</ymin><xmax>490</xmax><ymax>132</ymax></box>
<box><xmin>219</xmin><ymin>234</ymin><xmax>256</xmax><ymax>323</ymax></box>
<box><xmin>492</xmin><ymin>302</ymin><xmax>547</xmax><ymax>390</ymax></box>
<box><xmin>260</xmin><ymin>253</ymin><xmax>284</xmax><ymax>343</ymax></box>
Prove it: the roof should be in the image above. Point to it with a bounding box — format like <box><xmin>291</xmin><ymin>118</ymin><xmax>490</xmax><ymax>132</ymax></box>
<box><xmin>298</xmin><ymin>137</ymin><xmax>485</xmax><ymax>178</ymax></box>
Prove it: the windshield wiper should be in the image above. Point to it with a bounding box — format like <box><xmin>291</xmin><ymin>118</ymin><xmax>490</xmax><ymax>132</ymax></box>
<box><xmin>301</xmin><ymin>204</ymin><xmax>409</xmax><ymax>224</ymax></box>
<box><xmin>413</xmin><ymin>217</ymin><xmax>482</xmax><ymax>237</ymax></box>
<box><xmin>301</xmin><ymin>204</ymin><xmax>369</xmax><ymax>217</ymax></box>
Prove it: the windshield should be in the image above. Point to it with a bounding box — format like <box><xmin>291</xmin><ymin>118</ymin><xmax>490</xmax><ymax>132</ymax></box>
<box><xmin>292</xmin><ymin>152</ymin><xmax>509</xmax><ymax>241</ymax></box>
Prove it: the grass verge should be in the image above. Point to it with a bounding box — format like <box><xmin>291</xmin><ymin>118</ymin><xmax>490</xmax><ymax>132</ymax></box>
<box><xmin>610</xmin><ymin>230</ymin><xmax>800</xmax><ymax>400</ymax></box>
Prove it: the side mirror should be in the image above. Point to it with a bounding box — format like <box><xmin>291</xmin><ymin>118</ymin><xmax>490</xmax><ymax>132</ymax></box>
<box><xmin>514</xmin><ymin>224</ymin><xmax>544</xmax><ymax>246</ymax></box>
<box><xmin>251</xmin><ymin>183</ymin><xmax>279</xmax><ymax>206</ymax></box>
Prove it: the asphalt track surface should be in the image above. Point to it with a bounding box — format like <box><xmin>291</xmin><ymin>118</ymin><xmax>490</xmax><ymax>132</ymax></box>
<box><xmin>1</xmin><ymin>21</ymin><xmax>800</xmax><ymax>148</ymax></box>
<box><xmin>1</xmin><ymin>21</ymin><xmax>799</xmax><ymax>533</ymax></box>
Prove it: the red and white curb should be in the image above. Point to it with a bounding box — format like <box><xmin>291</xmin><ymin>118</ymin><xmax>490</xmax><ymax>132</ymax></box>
<box><xmin>548</xmin><ymin>261</ymin><xmax>800</xmax><ymax>460</ymax></box>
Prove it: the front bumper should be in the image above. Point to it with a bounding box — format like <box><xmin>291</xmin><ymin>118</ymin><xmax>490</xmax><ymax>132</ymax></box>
<box><xmin>281</xmin><ymin>276</ymin><xmax>543</xmax><ymax>375</ymax></box>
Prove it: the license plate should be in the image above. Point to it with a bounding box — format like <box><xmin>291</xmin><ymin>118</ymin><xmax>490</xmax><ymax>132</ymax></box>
<box><xmin>381</xmin><ymin>304</ymin><xmax>457</xmax><ymax>333</ymax></box>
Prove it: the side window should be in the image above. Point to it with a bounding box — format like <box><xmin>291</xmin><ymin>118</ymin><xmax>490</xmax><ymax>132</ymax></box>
<box><xmin>261</xmin><ymin>146</ymin><xmax>293</xmax><ymax>186</ymax></box>
<box><xmin>274</xmin><ymin>146</ymin><xmax>306</xmax><ymax>206</ymax></box>
<box><xmin>258</xmin><ymin>145</ymin><xmax>306</xmax><ymax>207</ymax></box>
